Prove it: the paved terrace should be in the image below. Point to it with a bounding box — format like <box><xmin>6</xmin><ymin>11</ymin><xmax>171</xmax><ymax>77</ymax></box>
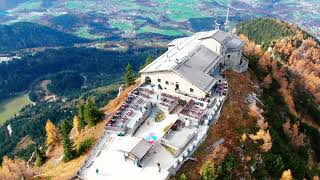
<box><xmin>77</xmin><ymin>81</ymin><xmax>228</xmax><ymax>180</ymax></box>
<box><xmin>180</xmin><ymin>99</ymin><xmax>206</xmax><ymax>120</ymax></box>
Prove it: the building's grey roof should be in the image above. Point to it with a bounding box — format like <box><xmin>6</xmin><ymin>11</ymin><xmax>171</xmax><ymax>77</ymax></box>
<box><xmin>141</xmin><ymin>30</ymin><xmax>243</xmax><ymax>74</ymax></box>
<box><xmin>140</xmin><ymin>29</ymin><xmax>243</xmax><ymax>93</ymax></box>
<box><xmin>173</xmin><ymin>45</ymin><xmax>221</xmax><ymax>93</ymax></box>
<box><xmin>167</xmin><ymin>37</ymin><xmax>190</xmax><ymax>47</ymax></box>
<box><xmin>200</xmin><ymin>30</ymin><xmax>231</xmax><ymax>44</ymax></box>
<box><xmin>119</xmin><ymin>137</ymin><xmax>153</xmax><ymax>160</ymax></box>
<box><xmin>226</xmin><ymin>34</ymin><xmax>245</xmax><ymax>51</ymax></box>
<box><xmin>141</xmin><ymin>32</ymin><xmax>207</xmax><ymax>73</ymax></box>
<box><xmin>130</xmin><ymin>139</ymin><xmax>153</xmax><ymax>160</ymax></box>
<box><xmin>211</xmin><ymin>30</ymin><xmax>231</xmax><ymax>44</ymax></box>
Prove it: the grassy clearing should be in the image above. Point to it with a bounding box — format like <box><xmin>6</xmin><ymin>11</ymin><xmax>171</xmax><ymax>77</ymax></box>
<box><xmin>163</xmin><ymin>1</ymin><xmax>204</xmax><ymax>21</ymax></box>
<box><xmin>0</xmin><ymin>11</ymin><xmax>7</xmax><ymax>16</ymax></box>
<box><xmin>90</xmin><ymin>42</ymin><xmax>128</xmax><ymax>51</ymax></box>
<box><xmin>74</xmin><ymin>26</ymin><xmax>104</xmax><ymax>40</ymax></box>
<box><xmin>0</xmin><ymin>93</ymin><xmax>32</xmax><ymax>124</ymax></box>
<box><xmin>117</xmin><ymin>0</ymin><xmax>151</xmax><ymax>11</ymax></box>
<box><xmin>14</xmin><ymin>136</ymin><xmax>35</xmax><ymax>153</ymax></box>
<box><xmin>138</xmin><ymin>25</ymin><xmax>191</xmax><ymax>36</ymax></box>
<box><xmin>110</xmin><ymin>20</ymin><xmax>135</xmax><ymax>32</ymax></box>
<box><xmin>213</xmin><ymin>0</ymin><xmax>232</xmax><ymax>7</ymax></box>
<box><xmin>64</xmin><ymin>1</ymin><xmax>83</xmax><ymax>10</ymax></box>
<box><xmin>13</xmin><ymin>0</ymin><xmax>42</xmax><ymax>11</ymax></box>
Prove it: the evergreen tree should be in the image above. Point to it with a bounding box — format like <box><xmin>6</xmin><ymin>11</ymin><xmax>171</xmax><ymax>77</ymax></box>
<box><xmin>34</xmin><ymin>146</ymin><xmax>45</xmax><ymax>167</ymax></box>
<box><xmin>200</xmin><ymin>160</ymin><xmax>217</xmax><ymax>180</ymax></box>
<box><xmin>140</xmin><ymin>55</ymin><xmax>153</xmax><ymax>70</ymax></box>
<box><xmin>60</xmin><ymin>120</ymin><xmax>76</xmax><ymax>162</ymax></box>
<box><xmin>77</xmin><ymin>105</ymin><xmax>86</xmax><ymax>130</ymax></box>
<box><xmin>62</xmin><ymin>134</ymin><xmax>76</xmax><ymax>162</ymax></box>
<box><xmin>83</xmin><ymin>97</ymin><xmax>103</xmax><ymax>127</ymax></box>
<box><xmin>89</xmin><ymin>98</ymin><xmax>103</xmax><ymax>122</ymax></box>
<box><xmin>179</xmin><ymin>173</ymin><xmax>187</xmax><ymax>180</ymax></box>
<box><xmin>145</xmin><ymin>55</ymin><xmax>153</xmax><ymax>65</ymax></box>
<box><xmin>60</xmin><ymin>120</ymin><xmax>69</xmax><ymax>138</ymax></box>
<box><xmin>124</xmin><ymin>63</ymin><xmax>135</xmax><ymax>87</ymax></box>
<box><xmin>84</xmin><ymin>99</ymin><xmax>94</xmax><ymax>127</ymax></box>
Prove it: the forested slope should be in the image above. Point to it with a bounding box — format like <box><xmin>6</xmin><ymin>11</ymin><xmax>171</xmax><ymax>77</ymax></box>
<box><xmin>236</xmin><ymin>18</ymin><xmax>320</xmax><ymax>179</ymax></box>
<box><xmin>236</xmin><ymin>18</ymin><xmax>320</xmax><ymax>122</ymax></box>
<box><xmin>0</xmin><ymin>46</ymin><xmax>163</xmax><ymax>102</ymax></box>
<box><xmin>0</xmin><ymin>22</ymin><xmax>88</xmax><ymax>53</ymax></box>
<box><xmin>176</xmin><ymin>18</ymin><xmax>319</xmax><ymax>180</ymax></box>
<box><xmin>0</xmin><ymin>46</ymin><xmax>163</xmax><ymax>162</ymax></box>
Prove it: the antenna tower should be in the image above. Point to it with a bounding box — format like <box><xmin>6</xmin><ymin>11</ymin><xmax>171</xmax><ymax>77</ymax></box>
<box><xmin>224</xmin><ymin>5</ymin><xmax>230</xmax><ymax>32</ymax></box>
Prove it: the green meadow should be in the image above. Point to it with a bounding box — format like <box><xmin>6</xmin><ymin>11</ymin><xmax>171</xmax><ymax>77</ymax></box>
<box><xmin>0</xmin><ymin>94</ymin><xmax>32</xmax><ymax>125</ymax></box>
<box><xmin>75</xmin><ymin>26</ymin><xmax>105</xmax><ymax>40</ymax></box>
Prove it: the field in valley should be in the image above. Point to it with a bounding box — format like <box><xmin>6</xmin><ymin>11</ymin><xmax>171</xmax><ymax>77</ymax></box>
<box><xmin>0</xmin><ymin>93</ymin><xmax>32</xmax><ymax>124</ymax></box>
<box><xmin>0</xmin><ymin>0</ymin><xmax>319</xmax><ymax>39</ymax></box>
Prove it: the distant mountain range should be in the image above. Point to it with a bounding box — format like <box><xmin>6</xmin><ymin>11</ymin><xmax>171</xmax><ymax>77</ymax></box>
<box><xmin>0</xmin><ymin>0</ymin><xmax>30</xmax><ymax>10</ymax></box>
<box><xmin>0</xmin><ymin>22</ymin><xmax>88</xmax><ymax>53</ymax></box>
<box><xmin>0</xmin><ymin>0</ymin><xmax>319</xmax><ymax>40</ymax></box>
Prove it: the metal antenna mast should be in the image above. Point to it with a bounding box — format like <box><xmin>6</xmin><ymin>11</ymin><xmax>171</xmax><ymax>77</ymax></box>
<box><xmin>213</xmin><ymin>10</ymin><xmax>220</xmax><ymax>30</ymax></box>
<box><xmin>224</xmin><ymin>5</ymin><xmax>230</xmax><ymax>32</ymax></box>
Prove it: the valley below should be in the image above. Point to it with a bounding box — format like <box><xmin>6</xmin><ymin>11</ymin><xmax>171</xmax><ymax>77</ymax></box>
<box><xmin>0</xmin><ymin>93</ymin><xmax>32</xmax><ymax>125</ymax></box>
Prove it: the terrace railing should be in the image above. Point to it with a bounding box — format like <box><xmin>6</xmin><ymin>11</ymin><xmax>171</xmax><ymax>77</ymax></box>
<box><xmin>76</xmin><ymin>132</ymin><xmax>111</xmax><ymax>179</ymax></box>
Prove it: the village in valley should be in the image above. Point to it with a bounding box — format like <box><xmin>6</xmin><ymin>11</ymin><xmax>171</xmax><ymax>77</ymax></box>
<box><xmin>77</xmin><ymin>28</ymin><xmax>248</xmax><ymax>179</ymax></box>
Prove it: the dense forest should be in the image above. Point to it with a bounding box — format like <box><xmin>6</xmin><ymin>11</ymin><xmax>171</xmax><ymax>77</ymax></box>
<box><xmin>236</xmin><ymin>18</ymin><xmax>296</xmax><ymax>50</ymax></box>
<box><xmin>0</xmin><ymin>46</ymin><xmax>163</xmax><ymax>162</ymax></box>
<box><xmin>0</xmin><ymin>100</ymin><xmax>74</xmax><ymax>161</ymax></box>
<box><xmin>0</xmin><ymin>22</ymin><xmax>88</xmax><ymax>53</ymax></box>
<box><xmin>47</xmin><ymin>71</ymin><xmax>84</xmax><ymax>98</ymax></box>
<box><xmin>0</xmin><ymin>46</ymin><xmax>163</xmax><ymax>102</ymax></box>
<box><xmin>236</xmin><ymin>18</ymin><xmax>320</xmax><ymax>122</ymax></box>
<box><xmin>50</xmin><ymin>14</ymin><xmax>82</xmax><ymax>30</ymax></box>
<box><xmin>236</xmin><ymin>18</ymin><xmax>320</xmax><ymax>178</ymax></box>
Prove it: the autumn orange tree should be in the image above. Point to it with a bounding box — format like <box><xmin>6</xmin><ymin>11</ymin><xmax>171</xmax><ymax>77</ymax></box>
<box><xmin>0</xmin><ymin>156</ymin><xmax>34</xmax><ymax>180</ymax></box>
<box><xmin>73</xmin><ymin>115</ymin><xmax>80</xmax><ymax>134</ymax></box>
<box><xmin>280</xmin><ymin>169</ymin><xmax>293</xmax><ymax>180</ymax></box>
<box><xmin>236</xmin><ymin>18</ymin><xmax>319</xmax><ymax>179</ymax></box>
<box><xmin>45</xmin><ymin>120</ymin><xmax>60</xmax><ymax>147</ymax></box>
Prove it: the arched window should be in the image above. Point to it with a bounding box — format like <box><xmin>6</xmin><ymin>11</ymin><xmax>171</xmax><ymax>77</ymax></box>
<box><xmin>145</xmin><ymin>76</ymin><xmax>151</xmax><ymax>84</ymax></box>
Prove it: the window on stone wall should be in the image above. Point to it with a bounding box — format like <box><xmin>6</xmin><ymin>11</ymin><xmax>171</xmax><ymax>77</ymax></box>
<box><xmin>227</xmin><ymin>55</ymin><xmax>231</xmax><ymax>58</ymax></box>
<box><xmin>158</xmin><ymin>78</ymin><xmax>161</xmax><ymax>83</ymax></box>
<box><xmin>190</xmin><ymin>88</ymin><xmax>194</xmax><ymax>92</ymax></box>
<box><xmin>165</xmin><ymin>81</ymin><xmax>169</xmax><ymax>85</ymax></box>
